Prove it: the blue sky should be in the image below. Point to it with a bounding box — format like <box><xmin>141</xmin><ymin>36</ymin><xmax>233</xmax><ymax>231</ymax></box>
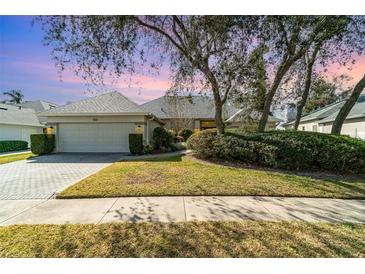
<box><xmin>0</xmin><ymin>16</ymin><xmax>169</xmax><ymax>105</ymax></box>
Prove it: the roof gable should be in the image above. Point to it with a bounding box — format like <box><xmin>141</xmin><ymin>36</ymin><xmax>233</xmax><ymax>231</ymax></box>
<box><xmin>40</xmin><ymin>92</ymin><xmax>145</xmax><ymax>115</ymax></box>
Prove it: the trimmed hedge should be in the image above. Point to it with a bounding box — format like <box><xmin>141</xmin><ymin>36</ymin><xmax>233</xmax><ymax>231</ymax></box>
<box><xmin>129</xmin><ymin>134</ymin><xmax>144</xmax><ymax>155</ymax></box>
<box><xmin>152</xmin><ymin>127</ymin><xmax>173</xmax><ymax>149</ymax></box>
<box><xmin>188</xmin><ymin>129</ymin><xmax>365</xmax><ymax>174</ymax></box>
<box><xmin>187</xmin><ymin>129</ymin><xmax>277</xmax><ymax>167</ymax></box>
<box><xmin>0</xmin><ymin>140</ymin><xmax>28</xmax><ymax>153</ymax></box>
<box><xmin>178</xmin><ymin>128</ymin><xmax>193</xmax><ymax>141</ymax></box>
<box><xmin>30</xmin><ymin>134</ymin><xmax>55</xmax><ymax>155</ymax></box>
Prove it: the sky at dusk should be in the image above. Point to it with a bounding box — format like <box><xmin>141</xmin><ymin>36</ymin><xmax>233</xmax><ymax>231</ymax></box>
<box><xmin>1</xmin><ymin>15</ymin><xmax>365</xmax><ymax>107</ymax></box>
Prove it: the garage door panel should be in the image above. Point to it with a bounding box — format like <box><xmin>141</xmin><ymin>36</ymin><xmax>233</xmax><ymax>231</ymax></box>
<box><xmin>59</xmin><ymin>123</ymin><xmax>134</xmax><ymax>152</ymax></box>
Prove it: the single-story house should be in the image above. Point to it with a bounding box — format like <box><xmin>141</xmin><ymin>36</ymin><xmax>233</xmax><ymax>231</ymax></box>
<box><xmin>282</xmin><ymin>94</ymin><xmax>365</xmax><ymax>139</ymax></box>
<box><xmin>39</xmin><ymin>92</ymin><xmax>163</xmax><ymax>153</ymax></box>
<box><xmin>0</xmin><ymin>103</ymin><xmax>45</xmax><ymax>144</ymax></box>
<box><xmin>141</xmin><ymin>95</ymin><xmax>281</xmax><ymax>131</ymax></box>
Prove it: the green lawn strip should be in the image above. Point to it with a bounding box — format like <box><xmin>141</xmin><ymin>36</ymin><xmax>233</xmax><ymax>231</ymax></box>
<box><xmin>57</xmin><ymin>155</ymin><xmax>365</xmax><ymax>199</ymax></box>
<box><xmin>0</xmin><ymin>221</ymin><xmax>364</xmax><ymax>258</ymax></box>
<box><xmin>0</xmin><ymin>153</ymin><xmax>35</xmax><ymax>165</ymax></box>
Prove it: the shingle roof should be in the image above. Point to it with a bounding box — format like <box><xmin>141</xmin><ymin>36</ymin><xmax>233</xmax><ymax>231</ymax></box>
<box><xmin>40</xmin><ymin>92</ymin><xmax>145</xmax><ymax>115</ymax></box>
<box><xmin>283</xmin><ymin>100</ymin><xmax>345</xmax><ymax>126</ymax></box>
<box><xmin>0</xmin><ymin>103</ymin><xmax>44</xmax><ymax>127</ymax></box>
<box><xmin>140</xmin><ymin>96</ymin><xmax>238</xmax><ymax>120</ymax></box>
<box><xmin>19</xmin><ymin>100</ymin><xmax>58</xmax><ymax>113</ymax></box>
<box><xmin>319</xmin><ymin>99</ymin><xmax>365</xmax><ymax>124</ymax></box>
<box><xmin>226</xmin><ymin>109</ymin><xmax>283</xmax><ymax>123</ymax></box>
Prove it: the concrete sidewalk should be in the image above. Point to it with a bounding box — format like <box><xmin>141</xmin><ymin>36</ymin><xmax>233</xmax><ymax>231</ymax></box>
<box><xmin>1</xmin><ymin>196</ymin><xmax>365</xmax><ymax>225</ymax></box>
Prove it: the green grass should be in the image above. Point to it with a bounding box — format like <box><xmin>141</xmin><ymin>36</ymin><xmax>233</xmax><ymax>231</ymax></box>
<box><xmin>0</xmin><ymin>152</ymin><xmax>35</xmax><ymax>165</ymax></box>
<box><xmin>57</xmin><ymin>155</ymin><xmax>365</xmax><ymax>199</ymax></box>
<box><xmin>0</xmin><ymin>221</ymin><xmax>364</xmax><ymax>257</ymax></box>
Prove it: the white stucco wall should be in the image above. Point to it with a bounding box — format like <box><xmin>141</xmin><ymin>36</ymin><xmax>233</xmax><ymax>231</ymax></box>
<box><xmin>0</xmin><ymin>124</ymin><xmax>43</xmax><ymax>144</ymax></box>
<box><xmin>321</xmin><ymin>119</ymin><xmax>365</xmax><ymax>139</ymax></box>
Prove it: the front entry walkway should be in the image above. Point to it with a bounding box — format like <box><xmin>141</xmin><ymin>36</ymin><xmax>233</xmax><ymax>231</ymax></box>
<box><xmin>1</xmin><ymin>196</ymin><xmax>364</xmax><ymax>225</ymax></box>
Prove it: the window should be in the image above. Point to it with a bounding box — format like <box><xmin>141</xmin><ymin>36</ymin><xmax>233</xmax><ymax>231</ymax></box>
<box><xmin>302</xmin><ymin>126</ymin><xmax>305</xmax><ymax>131</ymax></box>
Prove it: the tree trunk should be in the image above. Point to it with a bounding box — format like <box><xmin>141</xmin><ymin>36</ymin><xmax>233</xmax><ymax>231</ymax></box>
<box><xmin>294</xmin><ymin>49</ymin><xmax>318</xmax><ymax>130</ymax></box>
<box><xmin>331</xmin><ymin>74</ymin><xmax>365</xmax><ymax>135</ymax></box>
<box><xmin>257</xmin><ymin>62</ymin><xmax>292</xmax><ymax>132</ymax></box>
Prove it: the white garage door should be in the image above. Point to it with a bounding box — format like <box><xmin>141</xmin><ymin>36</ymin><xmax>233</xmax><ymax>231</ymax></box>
<box><xmin>58</xmin><ymin>123</ymin><xmax>135</xmax><ymax>152</ymax></box>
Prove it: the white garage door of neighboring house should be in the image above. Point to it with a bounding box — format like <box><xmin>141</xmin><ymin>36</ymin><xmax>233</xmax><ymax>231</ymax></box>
<box><xmin>58</xmin><ymin>123</ymin><xmax>135</xmax><ymax>152</ymax></box>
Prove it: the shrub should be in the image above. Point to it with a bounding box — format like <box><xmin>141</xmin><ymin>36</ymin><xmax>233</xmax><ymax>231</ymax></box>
<box><xmin>143</xmin><ymin>144</ymin><xmax>154</xmax><ymax>154</ymax></box>
<box><xmin>30</xmin><ymin>134</ymin><xmax>55</xmax><ymax>155</ymax></box>
<box><xmin>153</xmin><ymin>127</ymin><xmax>173</xmax><ymax>149</ymax></box>
<box><xmin>0</xmin><ymin>140</ymin><xmax>28</xmax><ymax>153</ymax></box>
<box><xmin>129</xmin><ymin>134</ymin><xmax>143</xmax><ymax>155</ymax></box>
<box><xmin>171</xmin><ymin>142</ymin><xmax>187</xmax><ymax>151</ymax></box>
<box><xmin>188</xmin><ymin>129</ymin><xmax>277</xmax><ymax>167</ymax></box>
<box><xmin>227</xmin><ymin>130</ymin><xmax>365</xmax><ymax>174</ymax></box>
<box><xmin>178</xmin><ymin>128</ymin><xmax>194</xmax><ymax>141</ymax></box>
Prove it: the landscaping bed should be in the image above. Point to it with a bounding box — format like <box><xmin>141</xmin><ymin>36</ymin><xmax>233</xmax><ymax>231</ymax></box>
<box><xmin>57</xmin><ymin>155</ymin><xmax>365</xmax><ymax>199</ymax></box>
<box><xmin>1</xmin><ymin>221</ymin><xmax>364</xmax><ymax>257</ymax></box>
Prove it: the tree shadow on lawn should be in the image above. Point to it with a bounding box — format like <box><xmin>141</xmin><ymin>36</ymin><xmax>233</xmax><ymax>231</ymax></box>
<box><xmin>26</xmin><ymin>221</ymin><xmax>365</xmax><ymax>257</ymax></box>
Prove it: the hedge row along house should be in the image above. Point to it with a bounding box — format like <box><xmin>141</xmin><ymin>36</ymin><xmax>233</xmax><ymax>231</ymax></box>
<box><xmin>39</xmin><ymin>91</ymin><xmax>282</xmax><ymax>153</ymax></box>
<box><xmin>283</xmin><ymin>94</ymin><xmax>365</xmax><ymax>140</ymax></box>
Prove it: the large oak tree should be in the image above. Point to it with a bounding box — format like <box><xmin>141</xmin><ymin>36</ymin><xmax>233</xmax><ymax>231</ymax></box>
<box><xmin>39</xmin><ymin>16</ymin><xmax>257</xmax><ymax>134</ymax></box>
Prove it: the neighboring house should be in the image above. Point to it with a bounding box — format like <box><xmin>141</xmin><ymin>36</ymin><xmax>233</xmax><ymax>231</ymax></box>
<box><xmin>18</xmin><ymin>100</ymin><xmax>58</xmax><ymax>124</ymax></box>
<box><xmin>39</xmin><ymin>92</ymin><xmax>163</xmax><ymax>153</ymax></box>
<box><xmin>141</xmin><ymin>95</ymin><xmax>281</xmax><ymax>131</ymax></box>
<box><xmin>0</xmin><ymin>103</ymin><xmax>45</xmax><ymax>144</ymax></box>
<box><xmin>282</xmin><ymin>94</ymin><xmax>365</xmax><ymax>139</ymax></box>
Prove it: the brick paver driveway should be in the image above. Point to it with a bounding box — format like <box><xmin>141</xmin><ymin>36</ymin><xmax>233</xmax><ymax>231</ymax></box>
<box><xmin>0</xmin><ymin>153</ymin><xmax>122</xmax><ymax>200</ymax></box>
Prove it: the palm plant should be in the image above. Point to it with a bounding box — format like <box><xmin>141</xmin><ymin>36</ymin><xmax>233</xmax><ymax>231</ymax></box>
<box><xmin>2</xmin><ymin>90</ymin><xmax>24</xmax><ymax>104</ymax></box>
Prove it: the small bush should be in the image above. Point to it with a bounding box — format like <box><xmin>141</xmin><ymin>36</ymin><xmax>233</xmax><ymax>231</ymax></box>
<box><xmin>143</xmin><ymin>144</ymin><xmax>154</xmax><ymax>154</ymax></box>
<box><xmin>178</xmin><ymin>128</ymin><xmax>194</xmax><ymax>141</ymax></box>
<box><xmin>171</xmin><ymin>142</ymin><xmax>187</xmax><ymax>151</ymax></box>
<box><xmin>187</xmin><ymin>129</ymin><xmax>277</xmax><ymax>167</ymax></box>
<box><xmin>129</xmin><ymin>134</ymin><xmax>143</xmax><ymax>155</ymax></box>
<box><xmin>153</xmin><ymin>127</ymin><xmax>173</xmax><ymax>149</ymax></box>
<box><xmin>30</xmin><ymin>134</ymin><xmax>55</xmax><ymax>155</ymax></box>
<box><xmin>0</xmin><ymin>140</ymin><xmax>28</xmax><ymax>153</ymax></box>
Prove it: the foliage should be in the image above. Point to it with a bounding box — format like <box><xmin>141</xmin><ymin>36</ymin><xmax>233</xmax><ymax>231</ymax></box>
<box><xmin>152</xmin><ymin>127</ymin><xmax>173</xmax><ymax>149</ymax></box>
<box><xmin>171</xmin><ymin>142</ymin><xmax>187</xmax><ymax>151</ymax></box>
<box><xmin>178</xmin><ymin>128</ymin><xmax>193</xmax><ymax>141</ymax></box>
<box><xmin>30</xmin><ymin>134</ymin><xmax>55</xmax><ymax>155</ymax></box>
<box><xmin>188</xmin><ymin>129</ymin><xmax>277</xmax><ymax>166</ymax></box>
<box><xmin>128</xmin><ymin>134</ymin><xmax>143</xmax><ymax>155</ymax></box>
<box><xmin>304</xmin><ymin>77</ymin><xmax>346</xmax><ymax>114</ymax></box>
<box><xmin>143</xmin><ymin>144</ymin><xmax>154</xmax><ymax>154</ymax></box>
<box><xmin>228</xmin><ymin>130</ymin><xmax>365</xmax><ymax>174</ymax></box>
<box><xmin>2</xmin><ymin>90</ymin><xmax>24</xmax><ymax>104</ymax></box>
<box><xmin>0</xmin><ymin>140</ymin><xmax>28</xmax><ymax>153</ymax></box>
<box><xmin>38</xmin><ymin>15</ymin><xmax>259</xmax><ymax>134</ymax></box>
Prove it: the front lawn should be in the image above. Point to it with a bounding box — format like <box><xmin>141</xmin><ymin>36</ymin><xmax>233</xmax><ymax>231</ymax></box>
<box><xmin>57</xmin><ymin>155</ymin><xmax>365</xmax><ymax>199</ymax></box>
<box><xmin>0</xmin><ymin>153</ymin><xmax>34</xmax><ymax>165</ymax></box>
<box><xmin>0</xmin><ymin>221</ymin><xmax>364</xmax><ymax>257</ymax></box>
